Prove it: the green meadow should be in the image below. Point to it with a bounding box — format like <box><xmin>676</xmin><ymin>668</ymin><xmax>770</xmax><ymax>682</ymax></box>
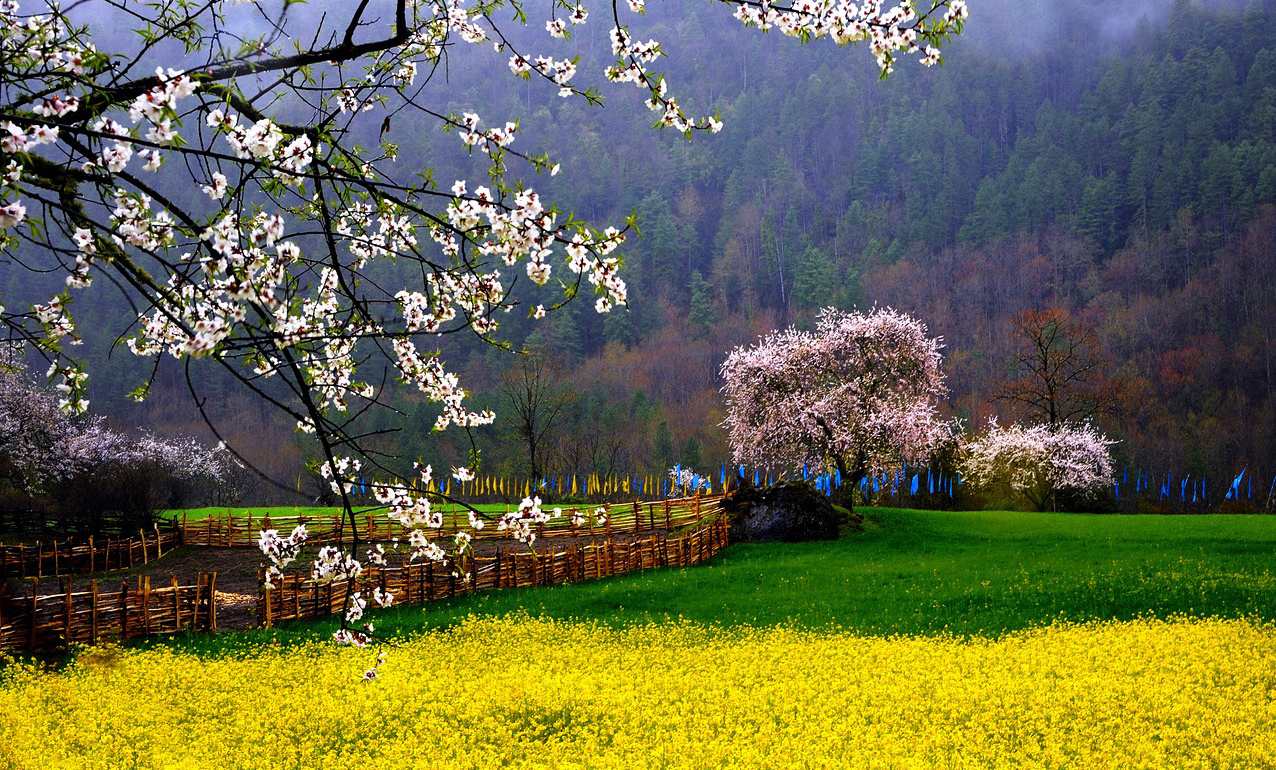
<box><xmin>148</xmin><ymin>507</ymin><xmax>1276</xmax><ymax>653</ymax></box>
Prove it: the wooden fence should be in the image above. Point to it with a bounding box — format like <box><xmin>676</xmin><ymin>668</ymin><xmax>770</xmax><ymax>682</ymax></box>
<box><xmin>0</xmin><ymin>573</ymin><xmax>218</xmax><ymax>654</ymax></box>
<box><xmin>0</xmin><ymin>526</ymin><xmax>179</xmax><ymax>579</ymax></box>
<box><xmin>183</xmin><ymin>494</ymin><xmax>724</xmax><ymax>548</ymax></box>
<box><xmin>258</xmin><ymin>516</ymin><xmax>729</xmax><ymax>627</ymax></box>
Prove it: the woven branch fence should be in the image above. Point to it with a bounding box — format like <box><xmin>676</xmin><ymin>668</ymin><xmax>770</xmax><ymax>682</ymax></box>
<box><xmin>0</xmin><ymin>573</ymin><xmax>218</xmax><ymax>654</ymax></box>
<box><xmin>0</xmin><ymin>526</ymin><xmax>179</xmax><ymax>579</ymax></box>
<box><xmin>183</xmin><ymin>494</ymin><xmax>723</xmax><ymax>548</ymax></box>
<box><xmin>258</xmin><ymin>516</ymin><xmax>729</xmax><ymax>627</ymax></box>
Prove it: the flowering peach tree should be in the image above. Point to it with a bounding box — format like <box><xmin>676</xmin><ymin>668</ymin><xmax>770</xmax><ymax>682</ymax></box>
<box><xmin>720</xmin><ymin>307</ymin><xmax>948</xmax><ymax>509</ymax></box>
<box><xmin>960</xmin><ymin>419</ymin><xmax>1115</xmax><ymax>511</ymax></box>
<box><xmin>0</xmin><ymin>0</ymin><xmax>966</xmax><ymax>662</ymax></box>
<box><xmin>0</xmin><ymin>352</ymin><xmax>239</xmax><ymax>518</ymax></box>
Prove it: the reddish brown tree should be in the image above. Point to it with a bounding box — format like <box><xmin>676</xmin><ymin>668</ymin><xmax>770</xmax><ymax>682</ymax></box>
<box><xmin>998</xmin><ymin>308</ymin><xmax>1120</xmax><ymax>428</ymax></box>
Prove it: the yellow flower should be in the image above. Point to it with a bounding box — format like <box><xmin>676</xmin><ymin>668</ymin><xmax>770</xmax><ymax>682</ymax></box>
<box><xmin>0</xmin><ymin>616</ymin><xmax>1273</xmax><ymax>768</ymax></box>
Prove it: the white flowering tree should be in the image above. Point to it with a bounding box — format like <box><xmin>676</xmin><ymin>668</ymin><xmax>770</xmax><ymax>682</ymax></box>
<box><xmin>720</xmin><ymin>307</ymin><xmax>949</xmax><ymax>510</ymax></box>
<box><xmin>1</xmin><ymin>0</ymin><xmax>966</xmax><ymax>658</ymax></box>
<box><xmin>960</xmin><ymin>419</ymin><xmax>1115</xmax><ymax>511</ymax></box>
<box><xmin>0</xmin><ymin>354</ymin><xmax>131</xmax><ymax>495</ymax></box>
<box><xmin>133</xmin><ymin>431</ymin><xmax>247</xmax><ymax>507</ymax></box>
<box><xmin>0</xmin><ymin>353</ymin><xmax>240</xmax><ymax>530</ymax></box>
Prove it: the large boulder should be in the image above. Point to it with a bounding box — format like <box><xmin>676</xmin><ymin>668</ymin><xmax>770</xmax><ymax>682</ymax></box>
<box><xmin>720</xmin><ymin>480</ymin><xmax>850</xmax><ymax>543</ymax></box>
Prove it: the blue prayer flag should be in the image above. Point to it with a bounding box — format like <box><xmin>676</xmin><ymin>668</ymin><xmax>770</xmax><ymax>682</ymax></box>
<box><xmin>1228</xmin><ymin>468</ymin><xmax>1245</xmax><ymax>500</ymax></box>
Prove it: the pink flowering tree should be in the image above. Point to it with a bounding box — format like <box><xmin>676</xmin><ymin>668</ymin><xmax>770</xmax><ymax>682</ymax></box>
<box><xmin>960</xmin><ymin>419</ymin><xmax>1115</xmax><ymax>511</ymax></box>
<box><xmin>720</xmin><ymin>307</ymin><xmax>949</xmax><ymax>510</ymax></box>
<box><xmin>0</xmin><ymin>0</ymin><xmax>966</xmax><ymax>660</ymax></box>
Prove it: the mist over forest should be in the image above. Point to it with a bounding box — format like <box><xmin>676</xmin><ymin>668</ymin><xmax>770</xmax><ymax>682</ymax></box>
<box><xmin>4</xmin><ymin>0</ymin><xmax>1272</xmax><ymax>502</ymax></box>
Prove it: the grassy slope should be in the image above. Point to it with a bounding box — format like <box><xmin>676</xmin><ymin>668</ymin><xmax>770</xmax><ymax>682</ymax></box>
<box><xmin>150</xmin><ymin>508</ymin><xmax>1276</xmax><ymax>653</ymax></box>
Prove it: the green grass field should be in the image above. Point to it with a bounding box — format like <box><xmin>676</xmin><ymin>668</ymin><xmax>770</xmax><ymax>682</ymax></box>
<box><xmin>147</xmin><ymin>507</ymin><xmax>1276</xmax><ymax>655</ymax></box>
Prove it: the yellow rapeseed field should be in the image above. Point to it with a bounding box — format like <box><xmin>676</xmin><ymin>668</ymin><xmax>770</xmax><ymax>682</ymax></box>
<box><xmin>1</xmin><ymin>616</ymin><xmax>1274</xmax><ymax>769</ymax></box>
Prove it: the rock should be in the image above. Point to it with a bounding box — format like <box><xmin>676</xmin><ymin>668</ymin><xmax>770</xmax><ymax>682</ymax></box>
<box><xmin>720</xmin><ymin>480</ymin><xmax>849</xmax><ymax>543</ymax></box>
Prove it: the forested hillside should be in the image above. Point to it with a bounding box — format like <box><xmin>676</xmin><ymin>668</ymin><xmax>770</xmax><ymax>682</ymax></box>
<box><xmin>6</xmin><ymin>0</ymin><xmax>1272</xmax><ymax>498</ymax></box>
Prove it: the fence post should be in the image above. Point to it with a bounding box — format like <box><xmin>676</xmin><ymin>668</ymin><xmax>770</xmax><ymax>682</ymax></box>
<box><xmin>88</xmin><ymin>536</ymin><xmax>94</xmax><ymax>573</ymax></box>
<box><xmin>142</xmin><ymin>576</ymin><xmax>151</xmax><ymax>636</ymax></box>
<box><xmin>263</xmin><ymin>581</ymin><xmax>273</xmax><ymax>628</ymax></box>
<box><xmin>208</xmin><ymin>572</ymin><xmax>218</xmax><ymax>630</ymax></box>
<box><xmin>90</xmin><ymin>579</ymin><xmax>98</xmax><ymax>645</ymax></box>
<box><xmin>63</xmin><ymin>576</ymin><xmax>72</xmax><ymax>644</ymax></box>
<box><xmin>171</xmin><ymin>575</ymin><xmax>180</xmax><ymax>631</ymax></box>
<box><xmin>28</xmin><ymin>580</ymin><xmax>37</xmax><ymax>652</ymax></box>
<box><xmin>155</xmin><ymin>523</ymin><xmax>163</xmax><ymax>559</ymax></box>
<box><xmin>120</xmin><ymin>579</ymin><xmax>128</xmax><ymax>640</ymax></box>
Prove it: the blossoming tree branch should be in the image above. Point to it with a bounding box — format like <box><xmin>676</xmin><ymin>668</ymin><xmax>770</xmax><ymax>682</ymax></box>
<box><xmin>0</xmin><ymin>0</ymin><xmax>966</xmax><ymax>657</ymax></box>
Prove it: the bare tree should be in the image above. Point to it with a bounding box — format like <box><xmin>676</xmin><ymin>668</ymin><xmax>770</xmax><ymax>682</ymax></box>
<box><xmin>997</xmin><ymin>308</ymin><xmax>1120</xmax><ymax>428</ymax></box>
<box><xmin>499</xmin><ymin>347</ymin><xmax>576</xmax><ymax>485</ymax></box>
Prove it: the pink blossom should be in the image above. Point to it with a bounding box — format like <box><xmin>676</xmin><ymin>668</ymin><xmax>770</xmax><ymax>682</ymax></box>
<box><xmin>721</xmin><ymin>308</ymin><xmax>948</xmax><ymax>488</ymax></box>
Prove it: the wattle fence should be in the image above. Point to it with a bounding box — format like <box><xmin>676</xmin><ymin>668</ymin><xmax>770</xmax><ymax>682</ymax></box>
<box><xmin>258</xmin><ymin>516</ymin><xmax>730</xmax><ymax>627</ymax></box>
<box><xmin>181</xmin><ymin>494</ymin><xmax>722</xmax><ymax>548</ymax></box>
<box><xmin>2</xmin><ymin>494</ymin><xmax>729</xmax><ymax>651</ymax></box>
<box><xmin>0</xmin><ymin>526</ymin><xmax>179</xmax><ymax>579</ymax></box>
<box><xmin>0</xmin><ymin>573</ymin><xmax>218</xmax><ymax>654</ymax></box>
